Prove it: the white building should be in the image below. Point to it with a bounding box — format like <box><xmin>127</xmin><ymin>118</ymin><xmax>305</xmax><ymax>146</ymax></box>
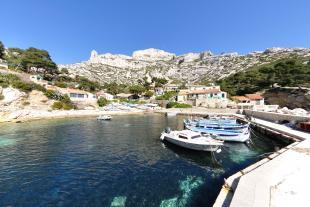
<box><xmin>231</xmin><ymin>94</ymin><xmax>265</xmax><ymax>110</ymax></box>
<box><xmin>186</xmin><ymin>84</ymin><xmax>219</xmax><ymax>91</ymax></box>
<box><xmin>96</xmin><ymin>91</ymin><xmax>114</xmax><ymax>101</ymax></box>
<box><xmin>29</xmin><ymin>75</ymin><xmax>49</xmax><ymax>87</ymax></box>
<box><xmin>176</xmin><ymin>87</ymin><xmax>228</xmax><ymax>108</ymax></box>
<box><xmin>59</xmin><ymin>88</ymin><xmax>97</xmax><ymax>102</ymax></box>
<box><xmin>0</xmin><ymin>59</ymin><xmax>8</xmax><ymax>69</ymax></box>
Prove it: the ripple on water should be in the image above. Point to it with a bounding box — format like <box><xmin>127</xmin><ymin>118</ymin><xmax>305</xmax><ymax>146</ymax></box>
<box><xmin>0</xmin><ymin>138</ymin><xmax>17</xmax><ymax>147</ymax></box>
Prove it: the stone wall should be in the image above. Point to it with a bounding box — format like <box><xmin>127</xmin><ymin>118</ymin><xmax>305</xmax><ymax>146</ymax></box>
<box><xmin>244</xmin><ymin>110</ymin><xmax>310</xmax><ymax>123</ymax></box>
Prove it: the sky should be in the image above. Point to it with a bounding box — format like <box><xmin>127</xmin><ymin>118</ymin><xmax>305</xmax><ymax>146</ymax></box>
<box><xmin>1</xmin><ymin>0</ymin><xmax>310</xmax><ymax>64</ymax></box>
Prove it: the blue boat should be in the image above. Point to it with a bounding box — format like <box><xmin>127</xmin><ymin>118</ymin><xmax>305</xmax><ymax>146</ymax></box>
<box><xmin>184</xmin><ymin>119</ymin><xmax>248</xmax><ymax>131</ymax></box>
<box><xmin>188</xmin><ymin>126</ymin><xmax>250</xmax><ymax>142</ymax></box>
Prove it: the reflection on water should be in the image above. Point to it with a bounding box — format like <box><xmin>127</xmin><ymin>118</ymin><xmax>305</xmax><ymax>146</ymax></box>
<box><xmin>0</xmin><ymin>114</ymin><xmax>288</xmax><ymax>207</ymax></box>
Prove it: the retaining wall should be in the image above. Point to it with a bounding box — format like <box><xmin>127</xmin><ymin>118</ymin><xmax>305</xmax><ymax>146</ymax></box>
<box><xmin>244</xmin><ymin>110</ymin><xmax>310</xmax><ymax>122</ymax></box>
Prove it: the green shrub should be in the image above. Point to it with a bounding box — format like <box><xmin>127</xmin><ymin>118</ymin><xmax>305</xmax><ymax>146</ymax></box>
<box><xmin>55</xmin><ymin>81</ymin><xmax>67</xmax><ymax>88</ymax></box>
<box><xmin>62</xmin><ymin>103</ymin><xmax>74</xmax><ymax>110</ymax></box>
<box><xmin>22</xmin><ymin>101</ymin><xmax>30</xmax><ymax>106</ymax></box>
<box><xmin>166</xmin><ymin>102</ymin><xmax>192</xmax><ymax>108</ymax></box>
<box><xmin>11</xmin><ymin>81</ymin><xmax>32</xmax><ymax>92</ymax></box>
<box><xmin>52</xmin><ymin>101</ymin><xmax>63</xmax><ymax>110</ymax></box>
<box><xmin>44</xmin><ymin>90</ymin><xmax>60</xmax><ymax>100</ymax></box>
<box><xmin>156</xmin><ymin>91</ymin><xmax>177</xmax><ymax>100</ymax></box>
<box><xmin>97</xmin><ymin>97</ymin><xmax>109</xmax><ymax>107</ymax></box>
<box><xmin>59</xmin><ymin>94</ymin><xmax>71</xmax><ymax>104</ymax></box>
<box><xmin>144</xmin><ymin>90</ymin><xmax>154</xmax><ymax>98</ymax></box>
<box><xmin>0</xmin><ymin>94</ymin><xmax>4</xmax><ymax>100</ymax></box>
<box><xmin>31</xmin><ymin>84</ymin><xmax>47</xmax><ymax>92</ymax></box>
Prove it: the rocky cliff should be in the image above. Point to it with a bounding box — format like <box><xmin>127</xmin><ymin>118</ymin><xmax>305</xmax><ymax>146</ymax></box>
<box><xmin>59</xmin><ymin>47</ymin><xmax>310</xmax><ymax>84</ymax></box>
<box><xmin>264</xmin><ymin>87</ymin><xmax>310</xmax><ymax>110</ymax></box>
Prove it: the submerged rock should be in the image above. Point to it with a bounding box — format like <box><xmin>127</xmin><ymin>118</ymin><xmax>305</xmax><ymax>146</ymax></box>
<box><xmin>110</xmin><ymin>196</ymin><xmax>127</xmax><ymax>207</ymax></box>
<box><xmin>160</xmin><ymin>176</ymin><xmax>204</xmax><ymax>207</ymax></box>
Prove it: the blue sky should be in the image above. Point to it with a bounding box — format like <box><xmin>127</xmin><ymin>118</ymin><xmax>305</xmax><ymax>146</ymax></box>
<box><xmin>1</xmin><ymin>0</ymin><xmax>309</xmax><ymax>64</ymax></box>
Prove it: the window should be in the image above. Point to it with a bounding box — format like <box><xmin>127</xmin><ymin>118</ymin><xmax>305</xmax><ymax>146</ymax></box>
<box><xmin>77</xmin><ymin>94</ymin><xmax>85</xmax><ymax>98</ymax></box>
<box><xmin>70</xmin><ymin>93</ymin><xmax>77</xmax><ymax>98</ymax></box>
<box><xmin>178</xmin><ymin>135</ymin><xmax>188</xmax><ymax>139</ymax></box>
<box><xmin>191</xmin><ymin>135</ymin><xmax>201</xmax><ymax>139</ymax></box>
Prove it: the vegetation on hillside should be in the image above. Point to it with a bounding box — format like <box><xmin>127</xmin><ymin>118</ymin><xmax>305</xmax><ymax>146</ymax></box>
<box><xmin>51</xmin><ymin>95</ymin><xmax>75</xmax><ymax>110</ymax></box>
<box><xmin>156</xmin><ymin>91</ymin><xmax>177</xmax><ymax>100</ymax></box>
<box><xmin>217</xmin><ymin>57</ymin><xmax>310</xmax><ymax>96</ymax></box>
<box><xmin>0</xmin><ymin>73</ymin><xmax>46</xmax><ymax>92</ymax></box>
<box><xmin>97</xmin><ymin>97</ymin><xmax>109</xmax><ymax>107</ymax></box>
<box><xmin>0</xmin><ymin>41</ymin><xmax>4</xmax><ymax>59</ymax></box>
<box><xmin>4</xmin><ymin>47</ymin><xmax>57</xmax><ymax>76</ymax></box>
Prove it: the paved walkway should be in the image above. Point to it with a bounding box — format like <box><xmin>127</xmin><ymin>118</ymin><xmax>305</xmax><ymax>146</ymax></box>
<box><xmin>214</xmin><ymin>118</ymin><xmax>310</xmax><ymax>207</ymax></box>
<box><xmin>251</xmin><ymin>118</ymin><xmax>309</xmax><ymax>140</ymax></box>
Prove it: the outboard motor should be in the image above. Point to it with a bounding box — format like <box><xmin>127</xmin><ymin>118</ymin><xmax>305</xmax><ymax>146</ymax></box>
<box><xmin>165</xmin><ymin>127</ymin><xmax>171</xmax><ymax>134</ymax></box>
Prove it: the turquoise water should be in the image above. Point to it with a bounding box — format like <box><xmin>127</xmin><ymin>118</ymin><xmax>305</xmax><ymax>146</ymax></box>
<box><xmin>0</xmin><ymin>114</ymin><xmax>287</xmax><ymax>207</ymax></box>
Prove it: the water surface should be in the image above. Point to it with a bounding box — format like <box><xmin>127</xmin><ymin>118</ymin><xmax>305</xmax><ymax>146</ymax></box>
<box><xmin>0</xmin><ymin>114</ymin><xmax>287</xmax><ymax>207</ymax></box>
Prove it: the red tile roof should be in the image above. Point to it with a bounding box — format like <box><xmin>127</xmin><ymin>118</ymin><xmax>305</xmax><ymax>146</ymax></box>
<box><xmin>231</xmin><ymin>96</ymin><xmax>249</xmax><ymax>101</ymax></box>
<box><xmin>64</xmin><ymin>88</ymin><xmax>89</xmax><ymax>94</ymax></box>
<box><xmin>179</xmin><ymin>88</ymin><xmax>220</xmax><ymax>95</ymax></box>
<box><xmin>245</xmin><ymin>94</ymin><xmax>264</xmax><ymax>100</ymax></box>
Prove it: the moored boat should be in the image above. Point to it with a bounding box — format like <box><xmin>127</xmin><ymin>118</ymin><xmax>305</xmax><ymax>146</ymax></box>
<box><xmin>160</xmin><ymin>128</ymin><xmax>223</xmax><ymax>152</ymax></box>
<box><xmin>166</xmin><ymin>112</ymin><xmax>178</xmax><ymax>116</ymax></box>
<box><xmin>188</xmin><ymin>126</ymin><xmax>250</xmax><ymax>142</ymax></box>
<box><xmin>97</xmin><ymin>114</ymin><xmax>112</xmax><ymax>120</ymax></box>
<box><xmin>184</xmin><ymin>119</ymin><xmax>248</xmax><ymax>131</ymax></box>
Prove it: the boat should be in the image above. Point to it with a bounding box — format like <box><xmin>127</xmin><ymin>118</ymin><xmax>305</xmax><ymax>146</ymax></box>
<box><xmin>203</xmin><ymin>115</ymin><xmax>237</xmax><ymax>123</ymax></box>
<box><xmin>188</xmin><ymin>126</ymin><xmax>250</xmax><ymax>142</ymax></box>
<box><xmin>184</xmin><ymin>119</ymin><xmax>249</xmax><ymax>131</ymax></box>
<box><xmin>97</xmin><ymin>115</ymin><xmax>112</xmax><ymax>120</ymax></box>
<box><xmin>160</xmin><ymin>128</ymin><xmax>223</xmax><ymax>152</ymax></box>
<box><xmin>296</xmin><ymin>122</ymin><xmax>310</xmax><ymax>132</ymax></box>
<box><xmin>166</xmin><ymin>112</ymin><xmax>178</xmax><ymax>117</ymax></box>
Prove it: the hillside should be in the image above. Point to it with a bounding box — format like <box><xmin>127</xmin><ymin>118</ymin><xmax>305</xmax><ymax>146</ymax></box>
<box><xmin>59</xmin><ymin>47</ymin><xmax>310</xmax><ymax>84</ymax></box>
<box><xmin>218</xmin><ymin>57</ymin><xmax>310</xmax><ymax>95</ymax></box>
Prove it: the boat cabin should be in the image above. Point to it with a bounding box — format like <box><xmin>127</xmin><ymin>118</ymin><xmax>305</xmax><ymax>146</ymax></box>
<box><xmin>178</xmin><ymin>130</ymin><xmax>201</xmax><ymax>139</ymax></box>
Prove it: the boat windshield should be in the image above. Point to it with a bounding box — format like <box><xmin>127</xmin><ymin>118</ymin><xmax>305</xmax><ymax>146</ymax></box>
<box><xmin>191</xmin><ymin>135</ymin><xmax>201</xmax><ymax>139</ymax></box>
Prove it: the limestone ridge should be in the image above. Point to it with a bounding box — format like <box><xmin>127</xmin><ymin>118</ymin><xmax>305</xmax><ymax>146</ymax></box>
<box><xmin>58</xmin><ymin>48</ymin><xmax>310</xmax><ymax>84</ymax></box>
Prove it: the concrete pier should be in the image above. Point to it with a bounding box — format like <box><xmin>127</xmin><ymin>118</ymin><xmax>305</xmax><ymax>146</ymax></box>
<box><xmin>214</xmin><ymin>117</ymin><xmax>310</xmax><ymax>207</ymax></box>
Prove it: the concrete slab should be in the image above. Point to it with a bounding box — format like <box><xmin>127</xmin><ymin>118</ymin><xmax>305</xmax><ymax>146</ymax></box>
<box><xmin>252</xmin><ymin>118</ymin><xmax>310</xmax><ymax>140</ymax></box>
<box><xmin>214</xmin><ymin>118</ymin><xmax>310</xmax><ymax>207</ymax></box>
<box><xmin>229</xmin><ymin>140</ymin><xmax>310</xmax><ymax>207</ymax></box>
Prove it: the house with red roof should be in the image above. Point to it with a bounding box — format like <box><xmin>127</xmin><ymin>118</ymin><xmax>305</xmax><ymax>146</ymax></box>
<box><xmin>231</xmin><ymin>93</ymin><xmax>265</xmax><ymax>109</ymax></box>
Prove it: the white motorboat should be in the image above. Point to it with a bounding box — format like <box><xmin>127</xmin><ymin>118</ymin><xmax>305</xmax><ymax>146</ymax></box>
<box><xmin>97</xmin><ymin>115</ymin><xmax>112</xmax><ymax>120</ymax></box>
<box><xmin>160</xmin><ymin>128</ymin><xmax>223</xmax><ymax>152</ymax></box>
<box><xmin>166</xmin><ymin>112</ymin><xmax>178</xmax><ymax>117</ymax></box>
